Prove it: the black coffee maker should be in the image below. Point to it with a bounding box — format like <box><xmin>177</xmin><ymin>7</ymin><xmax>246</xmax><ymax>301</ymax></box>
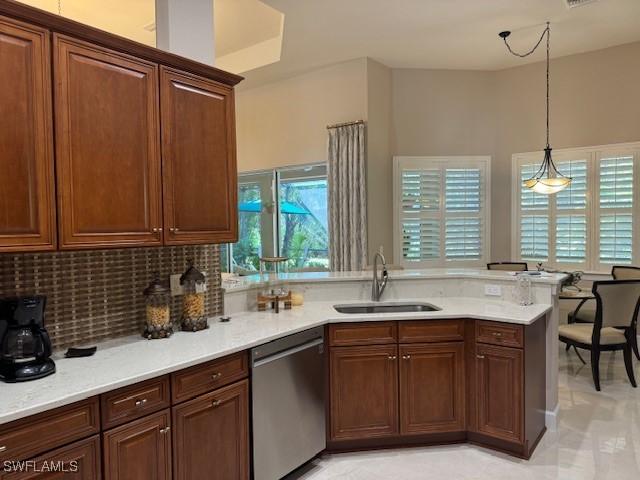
<box><xmin>0</xmin><ymin>296</ymin><xmax>56</xmax><ymax>382</ymax></box>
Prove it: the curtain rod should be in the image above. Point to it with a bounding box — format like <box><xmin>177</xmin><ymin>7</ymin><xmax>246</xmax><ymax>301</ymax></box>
<box><xmin>326</xmin><ymin>120</ymin><xmax>365</xmax><ymax>129</ymax></box>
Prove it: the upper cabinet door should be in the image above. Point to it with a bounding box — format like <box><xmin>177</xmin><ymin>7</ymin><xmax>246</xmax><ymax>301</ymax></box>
<box><xmin>0</xmin><ymin>16</ymin><xmax>56</xmax><ymax>252</ymax></box>
<box><xmin>160</xmin><ymin>67</ymin><xmax>238</xmax><ymax>245</ymax></box>
<box><xmin>54</xmin><ymin>35</ymin><xmax>163</xmax><ymax>249</ymax></box>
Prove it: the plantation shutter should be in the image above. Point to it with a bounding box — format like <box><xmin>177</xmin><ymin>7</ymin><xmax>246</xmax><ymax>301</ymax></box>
<box><xmin>598</xmin><ymin>156</ymin><xmax>634</xmax><ymax>265</ymax></box>
<box><xmin>555</xmin><ymin>160</ymin><xmax>588</xmax><ymax>264</ymax></box>
<box><xmin>395</xmin><ymin>157</ymin><xmax>489</xmax><ymax>267</ymax></box>
<box><xmin>519</xmin><ymin>164</ymin><xmax>549</xmax><ymax>261</ymax></box>
<box><xmin>445</xmin><ymin>169</ymin><xmax>482</xmax><ymax>260</ymax></box>
<box><xmin>400</xmin><ymin>168</ymin><xmax>440</xmax><ymax>262</ymax></box>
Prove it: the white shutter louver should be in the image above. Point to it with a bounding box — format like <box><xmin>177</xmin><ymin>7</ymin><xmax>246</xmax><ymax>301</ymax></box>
<box><xmin>400</xmin><ymin>169</ymin><xmax>440</xmax><ymax>262</ymax></box>
<box><xmin>521</xmin><ymin>215</ymin><xmax>549</xmax><ymax>260</ymax></box>
<box><xmin>555</xmin><ymin>160</ymin><xmax>588</xmax><ymax>264</ymax></box>
<box><xmin>600</xmin><ymin>157</ymin><xmax>633</xmax><ymax>209</ymax></box>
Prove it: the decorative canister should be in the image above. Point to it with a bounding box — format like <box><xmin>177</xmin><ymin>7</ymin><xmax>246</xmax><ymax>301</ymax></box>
<box><xmin>516</xmin><ymin>274</ymin><xmax>533</xmax><ymax>306</ymax></box>
<box><xmin>257</xmin><ymin>256</ymin><xmax>291</xmax><ymax>313</ymax></box>
<box><xmin>143</xmin><ymin>273</ymin><xmax>173</xmax><ymax>339</ymax></box>
<box><xmin>180</xmin><ymin>260</ymin><xmax>208</xmax><ymax>332</ymax></box>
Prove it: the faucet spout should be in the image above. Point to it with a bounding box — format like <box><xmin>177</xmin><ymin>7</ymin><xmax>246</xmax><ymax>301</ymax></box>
<box><xmin>371</xmin><ymin>252</ymin><xmax>389</xmax><ymax>302</ymax></box>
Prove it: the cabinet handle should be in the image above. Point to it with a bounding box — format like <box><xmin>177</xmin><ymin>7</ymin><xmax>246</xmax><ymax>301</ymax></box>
<box><xmin>159</xmin><ymin>427</ymin><xmax>171</xmax><ymax>434</ymax></box>
<box><xmin>211</xmin><ymin>372</ymin><xmax>222</xmax><ymax>380</ymax></box>
<box><xmin>158</xmin><ymin>227</ymin><xmax>163</xmax><ymax>232</ymax></box>
<box><xmin>402</xmin><ymin>355</ymin><xmax>411</xmax><ymax>360</ymax></box>
<box><xmin>0</xmin><ymin>446</ymin><xmax>6</xmax><ymax>453</ymax></box>
<box><xmin>152</xmin><ymin>228</ymin><xmax>158</xmax><ymax>233</ymax></box>
<box><xmin>169</xmin><ymin>227</ymin><xmax>180</xmax><ymax>233</ymax></box>
<box><xmin>212</xmin><ymin>400</ymin><xmax>221</xmax><ymax>407</ymax></box>
<box><xmin>388</xmin><ymin>355</ymin><xmax>397</xmax><ymax>360</ymax></box>
<box><xmin>476</xmin><ymin>355</ymin><xmax>485</xmax><ymax>359</ymax></box>
<box><xmin>134</xmin><ymin>398</ymin><xmax>148</xmax><ymax>407</ymax></box>
<box><xmin>493</xmin><ymin>332</ymin><xmax>503</xmax><ymax>338</ymax></box>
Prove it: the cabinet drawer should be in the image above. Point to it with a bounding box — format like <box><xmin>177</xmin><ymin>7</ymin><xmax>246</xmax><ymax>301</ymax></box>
<box><xmin>101</xmin><ymin>376</ymin><xmax>170</xmax><ymax>429</ymax></box>
<box><xmin>328</xmin><ymin>322</ymin><xmax>397</xmax><ymax>347</ymax></box>
<box><xmin>398</xmin><ymin>320</ymin><xmax>465</xmax><ymax>343</ymax></box>
<box><xmin>476</xmin><ymin>321</ymin><xmax>523</xmax><ymax>348</ymax></box>
<box><xmin>0</xmin><ymin>435</ymin><xmax>101</xmax><ymax>480</ymax></box>
<box><xmin>0</xmin><ymin>398</ymin><xmax>99</xmax><ymax>463</ymax></box>
<box><xmin>171</xmin><ymin>352</ymin><xmax>248</xmax><ymax>404</ymax></box>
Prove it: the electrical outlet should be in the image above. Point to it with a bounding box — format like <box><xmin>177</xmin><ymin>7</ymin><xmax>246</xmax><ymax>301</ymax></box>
<box><xmin>484</xmin><ymin>284</ymin><xmax>502</xmax><ymax>297</ymax></box>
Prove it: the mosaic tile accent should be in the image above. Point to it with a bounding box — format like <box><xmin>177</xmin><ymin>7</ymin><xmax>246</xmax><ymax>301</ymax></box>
<box><xmin>0</xmin><ymin>245</ymin><xmax>222</xmax><ymax>350</ymax></box>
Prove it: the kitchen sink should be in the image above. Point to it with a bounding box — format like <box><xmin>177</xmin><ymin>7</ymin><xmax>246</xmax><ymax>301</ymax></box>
<box><xmin>333</xmin><ymin>302</ymin><xmax>441</xmax><ymax>314</ymax></box>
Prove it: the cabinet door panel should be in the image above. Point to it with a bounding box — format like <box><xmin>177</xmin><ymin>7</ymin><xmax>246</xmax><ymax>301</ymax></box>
<box><xmin>329</xmin><ymin>345</ymin><xmax>398</xmax><ymax>441</ymax></box>
<box><xmin>1</xmin><ymin>436</ymin><xmax>101</xmax><ymax>480</ymax></box>
<box><xmin>0</xmin><ymin>16</ymin><xmax>55</xmax><ymax>252</ymax></box>
<box><xmin>54</xmin><ymin>35</ymin><xmax>162</xmax><ymax>248</ymax></box>
<box><xmin>475</xmin><ymin>344</ymin><xmax>523</xmax><ymax>443</ymax></box>
<box><xmin>172</xmin><ymin>380</ymin><xmax>249</xmax><ymax>480</ymax></box>
<box><xmin>161</xmin><ymin>67</ymin><xmax>237</xmax><ymax>244</ymax></box>
<box><xmin>399</xmin><ymin>343</ymin><xmax>465</xmax><ymax>434</ymax></box>
<box><xmin>103</xmin><ymin>410</ymin><xmax>171</xmax><ymax>480</ymax></box>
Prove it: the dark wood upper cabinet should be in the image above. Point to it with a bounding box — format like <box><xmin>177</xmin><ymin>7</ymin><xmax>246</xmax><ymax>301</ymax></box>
<box><xmin>399</xmin><ymin>342</ymin><xmax>465</xmax><ymax>435</ymax></box>
<box><xmin>475</xmin><ymin>343</ymin><xmax>523</xmax><ymax>444</ymax></box>
<box><xmin>0</xmin><ymin>16</ymin><xmax>56</xmax><ymax>252</ymax></box>
<box><xmin>329</xmin><ymin>345</ymin><xmax>399</xmax><ymax>441</ymax></box>
<box><xmin>103</xmin><ymin>410</ymin><xmax>171</xmax><ymax>480</ymax></box>
<box><xmin>160</xmin><ymin>67</ymin><xmax>238</xmax><ymax>245</ymax></box>
<box><xmin>172</xmin><ymin>380</ymin><xmax>249</xmax><ymax>480</ymax></box>
<box><xmin>54</xmin><ymin>34</ymin><xmax>163</xmax><ymax>249</ymax></box>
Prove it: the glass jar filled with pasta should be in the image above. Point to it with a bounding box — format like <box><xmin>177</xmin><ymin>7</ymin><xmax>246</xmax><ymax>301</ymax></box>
<box><xmin>143</xmin><ymin>273</ymin><xmax>172</xmax><ymax>339</ymax></box>
<box><xmin>180</xmin><ymin>260</ymin><xmax>208</xmax><ymax>332</ymax></box>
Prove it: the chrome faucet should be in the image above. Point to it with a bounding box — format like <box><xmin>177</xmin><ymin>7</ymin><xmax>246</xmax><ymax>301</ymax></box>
<box><xmin>371</xmin><ymin>252</ymin><xmax>389</xmax><ymax>301</ymax></box>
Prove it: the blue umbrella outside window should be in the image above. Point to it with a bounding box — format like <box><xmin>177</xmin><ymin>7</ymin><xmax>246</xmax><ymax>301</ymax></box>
<box><xmin>238</xmin><ymin>200</ymin><xmax>310</xmax><ymax>215</ymax></box>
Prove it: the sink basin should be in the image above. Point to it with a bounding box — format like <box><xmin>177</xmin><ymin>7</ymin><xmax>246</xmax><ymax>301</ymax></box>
<box><xmin>334</xmin><ymin>302</ymin><xmax>441</xmax><ymax>314</ymax></box>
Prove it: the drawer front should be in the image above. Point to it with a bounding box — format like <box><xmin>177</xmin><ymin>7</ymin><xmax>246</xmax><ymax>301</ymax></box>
<box><xmin>0</xmin><ymin>398</ymin><xmax>100</xmax><ymax>463</ymax></box>
<box><xmin>172</xmin><ymin>352</ymin><xmax>249</xmax><ymax>404</ymax></box>
<box><xmin>101</xmin><ymin>376</ymin><xmax>170</xmax><ymax>429</ymax></box>
<box><xmin>328</xmin><ymin>322</ymin><xmax>397</xmax><ymax>347</ymax></box>
<box><xmin>0</xmin><ymin>435</ymin><xmax>101</xmax><ymax>479</ymax></box>
<box><xmin>476</xmin><ymin>321</ymin><xmax>523</xmax><ymax>348</ymax></box>
<box><xmin>398</xmin><ymin>320</ymin><xmax>465</xmax><ymax>343</ymax></box>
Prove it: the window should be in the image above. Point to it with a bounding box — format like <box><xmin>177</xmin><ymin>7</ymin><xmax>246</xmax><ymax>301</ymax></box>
<box><xmin>512</xmin><ymin>142</ymin><xmax>640</xmax><ymax>272</ymax></box>
<box><xmin>394</xmin><ymin>156</ymin><xmax>491</xmax><ymax>268</ymax></box>
<box><xmin>223</xmin><ymin>164</ymin><xmax>329</xmax><ymax>274</ymax></box>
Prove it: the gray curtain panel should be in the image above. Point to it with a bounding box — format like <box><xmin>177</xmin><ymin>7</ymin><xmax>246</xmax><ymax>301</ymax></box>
<box><xmin>328</xmin><ymin>123</ymin><xmax>368</xmax><ymax>271</ymax></box>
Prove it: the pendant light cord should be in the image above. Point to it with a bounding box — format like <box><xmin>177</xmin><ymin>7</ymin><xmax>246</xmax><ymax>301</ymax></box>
<box><xmin>546</xmin><ymin>23</ymin><xmax>550</xmax><ymax>148</ymax></box>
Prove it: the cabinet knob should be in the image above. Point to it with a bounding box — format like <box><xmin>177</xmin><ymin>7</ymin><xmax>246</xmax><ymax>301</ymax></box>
<box><xmin>159</xmin><ymin>427</ymin><xmax>171</xmax><ymax>434</ymax></box>
<box><xmin>211</xmin><ymin>372</ymin><xmax>222</xmax><ymax>380</ymax></box>
<box><xmin>402</xmin><ymin>355</ymin><xmax>411</xmax><ymax>360</ymax></box>
<box><xmin>212</xmin><ymin>400</ymin><xmax>221</xmax><ymax>407</ymax></box>
<box><xmin>0</xmin><ymin>446</ymin><xmax>6</xmax><ymax>453</ymax></box>
<box><xmin>476</xmin><ymin>355</ymin><xmax>485</xmax><ymax>359</ymax></box>
<box><xmin>134</xmin><ymin>398</ymin><xmax>148</xmax><ymax>407</ymax></box>
<box><xmin>493</xmin><ymin>332</ymin><xmax>503</xmax><ymax>338</ymax></box>
<box><xmin>152</xmin><ymin>228</ymin><xmax>158</xmax><ymax>233</ymax></box>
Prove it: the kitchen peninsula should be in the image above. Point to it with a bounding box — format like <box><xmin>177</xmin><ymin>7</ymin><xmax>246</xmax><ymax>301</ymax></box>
<box><xmin>0</xmin><ymin>269</ymin><xmax>566</xmax><ymax>478</ymax></box>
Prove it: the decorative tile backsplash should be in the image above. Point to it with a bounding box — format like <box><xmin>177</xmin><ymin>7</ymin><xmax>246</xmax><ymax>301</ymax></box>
<box><xmin>0</xmin><ymin>245</ymin><xmax>222</xmax><ymax>350</ymax></box>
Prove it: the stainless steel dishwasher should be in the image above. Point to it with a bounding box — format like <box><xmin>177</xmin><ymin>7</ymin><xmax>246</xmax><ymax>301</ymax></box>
<box><xmin>251</xmin><ymin>326</ymin><xmax>325</xmax><ymax>480</ymax></box>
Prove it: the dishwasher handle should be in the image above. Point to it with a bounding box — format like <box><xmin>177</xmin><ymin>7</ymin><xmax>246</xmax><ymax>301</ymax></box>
<box><xmin>252</xmin><ymin>337</ymin><xmax>324</xmax><ymax>368</ymax></box>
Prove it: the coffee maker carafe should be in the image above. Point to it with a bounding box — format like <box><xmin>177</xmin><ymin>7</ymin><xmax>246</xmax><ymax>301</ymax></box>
<box><xmin>0</xmin><ymin>296</ymin><xmax>56</xmax><ymax>382</ymax></box>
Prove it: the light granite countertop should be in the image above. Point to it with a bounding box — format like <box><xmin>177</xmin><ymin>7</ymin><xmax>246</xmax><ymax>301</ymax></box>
<box><xmin>0</xmin><ymin>297</ymin><xmax>551</xmax><ymax>425</ymax></box>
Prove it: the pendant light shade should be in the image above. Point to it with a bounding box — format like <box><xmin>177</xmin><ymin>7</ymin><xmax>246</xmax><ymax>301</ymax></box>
<box><xmin>500</xmin><ymin>23</ymin><xmax>571</xmax><ymax>195</ymax></box>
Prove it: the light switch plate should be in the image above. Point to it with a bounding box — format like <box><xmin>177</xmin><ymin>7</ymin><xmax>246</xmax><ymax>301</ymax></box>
<box><xmin>484</xmin><ymin>284</ymin><xmax>502</xmax><ymax>297</ymax></box>
<box><xmin>170</xmin><ymin>274</ymin><xmax>183</xmax><ymax>297</ymax></box>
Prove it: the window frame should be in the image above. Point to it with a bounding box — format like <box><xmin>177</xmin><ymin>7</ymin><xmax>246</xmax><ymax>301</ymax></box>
<box><xmin>511</xmin><ymin>141</ymin><xmax>640</xmax><ymax>273</ymax></box>
<box><xmin>393</xmin><ymin>155</ymin><xmax>492</xmax><ymax>268</ymax></box>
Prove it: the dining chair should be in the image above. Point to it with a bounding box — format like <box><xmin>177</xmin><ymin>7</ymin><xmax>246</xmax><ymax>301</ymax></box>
<box><xmin>559</xmin><ymin>279</ymin><xmax>640</xmax><ymax>391</ymax></box>
<box><xmin>568</xmin><ymin>265</ymin><xmax>640</xmax><ymax>360</ymax></box>
<box><xmin>487</xmin><ymin>262</ymin><xmax>528</xmax><ymax>272</ymax></box>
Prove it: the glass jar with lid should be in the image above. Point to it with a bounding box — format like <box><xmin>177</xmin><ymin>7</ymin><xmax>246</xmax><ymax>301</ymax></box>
<box><xmin>143</xmin><ymin>273</ymin><xmax>172</xmax><ymax>339</ymax></box>
<box><xmin>180</xmin><ymin>260</ymin><xmax>208</xmax><ymax>332</ymax></box>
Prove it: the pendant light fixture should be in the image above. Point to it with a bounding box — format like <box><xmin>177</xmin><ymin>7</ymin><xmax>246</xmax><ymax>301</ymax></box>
<box><xmin>499</xmin><ymin>22</ymin><xmax>571</xmax><ymax>194</ymax></box>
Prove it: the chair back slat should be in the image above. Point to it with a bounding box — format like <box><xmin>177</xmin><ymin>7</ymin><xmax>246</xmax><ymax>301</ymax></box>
<box><xmin>612</xmin><ymin>265</ymin><xmax>640</xmax><ymax>280</ymax></box>
<box><xmin>487</xmin><ymin>262</ymin><xmax>528</xmax><ymax>272</ymax></box>
<box><xmin>593</xmin><ymin>280</ymin><xmax>640</xmax><ymax>328</ymax></box>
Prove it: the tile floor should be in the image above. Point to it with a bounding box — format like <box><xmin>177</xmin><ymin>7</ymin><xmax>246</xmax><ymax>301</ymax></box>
<box><xmin>288</xmin><ymin>347</ymin><xmax>640</xmax><ymax>480</ymax></box>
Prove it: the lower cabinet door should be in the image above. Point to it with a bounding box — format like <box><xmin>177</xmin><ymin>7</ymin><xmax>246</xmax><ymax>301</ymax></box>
<box><xmin>399</xmin><ymin>342</ymin><xmax>465</xmax><ymax>434</ymax></box>
<box><xmin>172</xmin><ymin>379</ymin><xmax>249</xmax><ymax>480</ymax></box>
<box><xmin>0</xmin><ymin>436</ymin><xmax>101</xmax><ymax>480</ymax></box>
<box><xmin>103</xmin><ymin>410</ymin><xmax>171</xmax><ymax>480</ymax></box>
<box><xmin>329</xmin><ymin>345</ymin><xmax>399</xmax><ymax>441</ymax></box>
<box><xmin>475</xmin><ymin>344</ymin><xmax>523</xmax><ymax>443</ymax></box>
